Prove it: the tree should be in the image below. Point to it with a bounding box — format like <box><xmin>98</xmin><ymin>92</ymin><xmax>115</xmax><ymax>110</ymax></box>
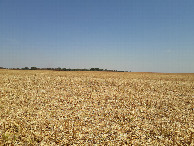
<box><xmin>55</xmin><ymin>67</ymin><xmax>62</xmax><ymax>71</ymax></box>
<box><xmin>90</xmin><ymin>68</ymin><xmax>100</xmax><ymax>71</ymax></box>
<box><xmin>30</xmin><ymin>67</ymin><xmax>38</xmax><ymax>70</ymax></box>
<box><xmin>22</xmin><ymin>67</ymin><xmax>29</xmax><ymax>70</ymax></box>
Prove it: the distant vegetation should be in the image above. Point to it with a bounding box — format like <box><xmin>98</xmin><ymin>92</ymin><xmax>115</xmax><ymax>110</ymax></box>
<box><xmin>2</xmin><ymin>67</ymin><xmax>130</xmax><ymax>72</ymax></box>
<box><xmin>0</xmin><ymin>67</ymin><xmax>6</xmax><ymax>69</ymax></box>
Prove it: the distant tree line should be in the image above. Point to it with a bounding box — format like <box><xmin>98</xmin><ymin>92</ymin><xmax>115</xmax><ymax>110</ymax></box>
<box><xmin>0</xmin><ymin>67</ymin><xmax>6</xmax><ymax>69</ymax></box>
<box><xmin>2</xmin><ymin>67</ymin><xmax>130</xmax><ymax>72</ymax></box>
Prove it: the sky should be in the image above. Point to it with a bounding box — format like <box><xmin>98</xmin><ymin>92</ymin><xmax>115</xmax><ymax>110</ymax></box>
<box><xmin>0</xmin><ymin>0</ymin><xmax>194</xmax><ymax>73</ymax></box>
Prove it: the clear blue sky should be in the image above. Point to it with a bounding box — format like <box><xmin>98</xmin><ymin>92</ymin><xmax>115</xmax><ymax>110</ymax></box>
<box><xmin>0</xmin><ymin>0</ymin><xmax>194</xmax><ymax>72</ymax></box>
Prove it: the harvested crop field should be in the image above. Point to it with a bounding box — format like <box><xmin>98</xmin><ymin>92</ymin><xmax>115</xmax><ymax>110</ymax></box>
<box><xmin>0</xmin><ymin>69</ymin><xmax>193</xmax><ymax>145</ymax></box>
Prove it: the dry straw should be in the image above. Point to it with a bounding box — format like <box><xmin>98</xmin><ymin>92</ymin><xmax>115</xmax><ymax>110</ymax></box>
<box><xmin>0</xmin><ymin>70</ymin><xmax>193</xmax><ymax>145</ymax></box>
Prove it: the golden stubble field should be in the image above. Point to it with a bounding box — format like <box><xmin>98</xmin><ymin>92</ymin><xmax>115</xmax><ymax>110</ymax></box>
<box><xmin>0</xmin><ymin>69</ymin><xmax>193</xmax><ymax>145</ymax></box>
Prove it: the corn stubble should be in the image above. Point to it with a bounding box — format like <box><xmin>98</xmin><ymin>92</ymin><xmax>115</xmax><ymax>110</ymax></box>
<box><xmin>0</xmin><ymin>70</ymin><xmax>193</xmax><ymax>145</ymax></box>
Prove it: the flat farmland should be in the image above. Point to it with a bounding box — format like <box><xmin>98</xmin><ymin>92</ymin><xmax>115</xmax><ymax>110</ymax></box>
<box><xmin>0</xmin><ymin>70</ymin><xmax>193</xmax><ymax>145</ymax></box>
